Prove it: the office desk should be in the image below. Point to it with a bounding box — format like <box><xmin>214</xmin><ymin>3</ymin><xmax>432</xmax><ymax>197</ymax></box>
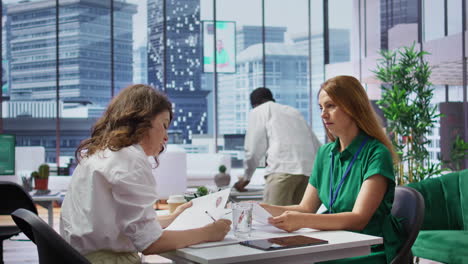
<box><xmin>162</xmin><ymin>230</ymin><xmax>382</xmax><ymax>264</ymax></box>
<box><xmin>31</xmin><ymin>192</ymin><xmax>62</xmax><ymax>226</ymax></box>
<box><xmin>230</xmin><ymin>186</ymin><xmax>264</xmax><ymax>202</ymax></box>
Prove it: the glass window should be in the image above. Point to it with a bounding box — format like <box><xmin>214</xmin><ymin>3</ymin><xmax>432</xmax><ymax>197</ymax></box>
<box><xmin>423</xmin><ymin>0</ymin><xmax>444</xmax><ymax>41</ymax></box>
<box><xmin>216</xmin><ymin>0</ymin><xmax>262</xmax><ymax>167</ymax></box>
<box><xmin>150</xmin><ymin>0</ymin><xmax>207</xmax><ymax>145</ymax></box>
<box><xmin>3</xmin><ymin>0</ymin><xmax>58</xmax><ymax>164</ymax></box>
<box><xmin>3</xmin><ymin>0</ymin><xmax>464</xmax><ymax>174</ymax></box>
<box><xmin>432</xmin><ymin>85</ymin><xmax>446</xmax><ymax>103</ymax></box>
<box><xmin>447</xmin><ymin>0</ymin><xmax>462</xmax><ymax>36</ymax></box>
<box><xmin>424</xmin><ymin>5</ymin><xmax>463</xmax><ymax>164</ymax></box>
<box><xmin>328</xmin><ymin>0</ymin><xmax>351</xmax><ymax>63</ymax></box>
<box><xmin>56</xmin><ymin>0</ymin><xmax>115</xmax><ymax>169</ymax></box>
<box><xmin>430</xmin><ymin>85</ymin><xmax>445</xmax><ymax>164</ymax></box>
<box><xmin>448</xmin><ymin>86</ymin><xmax>464</xmax><ymax>102</ymax></box>
<box><xmin>114</xmin><ymin>0</ymin><xmax>137</xmax><ymax>93</ymax></box>
<box><xmin>380</xmin><ymin>0</ymin><xmax>419</xmax><ymax>50</ymax></box>
<box><xmin>265</xmin><ymin>0</ymin><xmax>310</xmax><ymax>122</ymax></box>
<box><xmin>310</xmin><ymin>0</ymin><xmax>325</xmax><ymax>143</ymax></box>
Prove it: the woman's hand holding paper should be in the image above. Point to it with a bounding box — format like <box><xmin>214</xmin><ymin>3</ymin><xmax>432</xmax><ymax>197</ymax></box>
<box><xmin>268</xmin><ymin>211</ymin><xmax>304</xmax><ymax>232</ymax></box>
<box><xmin>172</xmin><ymin>201</ymin><xmax>192</xmax><ymax>219</ymax></box>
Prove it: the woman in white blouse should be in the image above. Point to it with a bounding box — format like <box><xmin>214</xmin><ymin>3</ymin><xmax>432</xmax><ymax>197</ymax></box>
<box><xmin>60</xmin><ymin>84</ymin><xmax>231</xmax><ymax>264</ymax></box>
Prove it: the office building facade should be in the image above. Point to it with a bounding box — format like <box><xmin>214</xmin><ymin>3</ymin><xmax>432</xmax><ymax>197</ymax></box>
<box><xmin>380</xmin><ymin>0</ymin><xmax>418</xmax><ymax>50</ymax></box>
<box><xmin>6</xmin><ymin>0</ymin><xmax>136</xmax><ymax>106</ymax></box>
<box><xmin>133</xmin><ymin>45</ymin><xmax>148</xmax><ymax>84</ymax></box>
<box><xmin>147</xmin><ymin>0</ymin><xmax>208</xmax><ymax>143</ymax></box>
<box><xmin>218</xmin><ymin>42</ymin><xmax>309</xmax><ymax>135</ymax></box>
<box><xmin>236</xmin><ymin>25</ymin><xmax>286</xmax><ymax>52</ymax></box>
<box><xmin>3</xmin><ymin>0</ymin><xmax>136</xmax><ymax>162</ymax></box>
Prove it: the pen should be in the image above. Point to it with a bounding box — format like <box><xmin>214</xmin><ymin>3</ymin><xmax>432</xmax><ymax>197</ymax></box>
<box><xmin>222</xmin><ymin>211</ymin><xmax>232</xmax><ymax>216</ymax></box>
<box><xmin>205</xmin><ymin>211</ymin><xmax>216</xmax><ymax>222</ymax></box>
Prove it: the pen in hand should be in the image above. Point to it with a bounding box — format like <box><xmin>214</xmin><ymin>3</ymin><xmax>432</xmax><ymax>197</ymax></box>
<box><xmin>205</xmin><ymin>211</ymin><xmax>216</xmax><ymax>222</ymax></box>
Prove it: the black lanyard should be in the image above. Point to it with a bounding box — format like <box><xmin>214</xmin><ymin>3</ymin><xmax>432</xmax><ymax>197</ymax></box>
<box><xmin>328</xmin><ymin>136</ymin><xmax>369</xmax><ymax>213</ymax></box>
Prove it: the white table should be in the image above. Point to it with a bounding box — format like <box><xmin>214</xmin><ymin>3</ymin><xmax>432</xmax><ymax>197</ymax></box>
<box><xmin>31</xmin><ymin>192</ymin><xmax>63</xmax><ymax>226</ymax></box>
<box><xmin>230</xmin><ymin>185</ymin><xmax>264</xmax><ymax>202</ymax></box>
<box><xmin>162</xmin><ymin>230</ymin><xmax>382</xmax><ymax>264</ymax></box>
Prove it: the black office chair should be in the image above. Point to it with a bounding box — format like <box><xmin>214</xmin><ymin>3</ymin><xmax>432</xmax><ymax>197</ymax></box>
<box><xmin>11</xmin><ymin>208</ymin><xmax>91</xmax><ymax>264</ymax></box>
<box><xmin>0</xmin><ymin>181</ymin><xmax>38</xmax><ymax>263</ymax></box>
<box><xmin>390</xmin><ymin>186</ymin><xmax>425</xmax><ymax>264</ymax></box>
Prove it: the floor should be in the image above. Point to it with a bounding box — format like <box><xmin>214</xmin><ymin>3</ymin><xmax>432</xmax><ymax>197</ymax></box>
<box><xmin>2</xmin><ymin>207</ymin><xmax>53</xmax><ymax>263</ymax></box>
<box><xmin>2</xmin><ymin>206</ymin><xmax>443</xmax><ymax>264</ymax></box>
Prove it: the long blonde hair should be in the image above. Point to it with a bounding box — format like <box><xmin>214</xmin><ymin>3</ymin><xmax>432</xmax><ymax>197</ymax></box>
<box><xmin>320</xmin><ymin>75</ymin><xmax>398</xmax><ymax>162</ymax></box>
<box><xmin>75</xmin><ymin>84</ymin><xmax>172</xmax><ymax>163</ymax></box>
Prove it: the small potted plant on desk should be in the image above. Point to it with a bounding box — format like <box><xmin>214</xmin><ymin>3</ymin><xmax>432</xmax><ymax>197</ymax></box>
<box><xmin>214</xmin><ymin>165</ymin><xmax>230</xmax><ymax>188</ymax></box>
<box><xmin>196</xmin><ymin>186</ymin><xmax>208</xmax><ymax>197</ymax></box>
<box><xmin>183</xmin><ymin>186</ymin><xmax>209</xmax><ymax>202</ymax></box>
<box><xmin>33</xmin><ymin>164</ymin><xmax>50</xmax><ymax>191</ymax></box>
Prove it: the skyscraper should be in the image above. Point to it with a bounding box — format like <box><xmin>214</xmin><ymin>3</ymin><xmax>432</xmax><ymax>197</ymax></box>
<box><xmin>1</xmin><ymin>4</ymin><xmax>10</xmax><ymax>102</ymax></box>
<box><xmin>380</xmin><ymin>0</ymin><xmax>418</xmax><ymax>50</ymax></box>
<box><xmin>133</xmin><ymin>45</ymin><xmax>148</xmax><ymax>84</ymax></box>
<box><xmin>236</xmin><ymin>25</ymin><xmax>287</xmax><ymax>52</ymax></box>
<box><xmin>4</xmin><ymin>0</ymin><xmax>137</xmax><ymax>161</ymax></box>
<box><xmin>6</xmin><ymin>0</ymin><xmax>137</xmax><ymax>106</ymax></box>
<box><xmin>147</xmin><ymin>0</ymin><xmax>208</xmax><ymax>143</ymax></box>
<box><xmin>218</xmin><ymin>42</ymin><xmax>309</xmax><ymax>135</ymax></box>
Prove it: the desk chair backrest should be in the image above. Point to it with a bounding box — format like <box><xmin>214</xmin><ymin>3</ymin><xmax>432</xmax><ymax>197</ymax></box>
<box><xmin>390</xmin><ymin>186</ymin><xmax>425</xmax><ymax>264</ymax></box>
<box><xmin>0</xmin><ymin>181</ymin><xmax>38</xmax><ymax>263</ymax></box>
<box><xmin>0</xmin><ymin>181</ymin><xmax>37</xmax><ymax>215</ymax></box>
<box><xmin>11</xmin><ymin>208</ymin><xmax>91</xmax><ymax>264</ymax></box>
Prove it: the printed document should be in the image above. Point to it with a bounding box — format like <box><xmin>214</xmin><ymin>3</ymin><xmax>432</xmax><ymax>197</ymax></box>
<box><xmin>252</xmin><ymin>203</ymin><xmax>272</xmax><ymax>224</ymax></box>
<box><xmin>166</xmin><ymin>188</ymin><xmax>231</xmax><ymax>230</ymax></box>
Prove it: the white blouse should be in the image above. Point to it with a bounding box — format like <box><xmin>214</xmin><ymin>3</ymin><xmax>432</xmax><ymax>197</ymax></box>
<box><xmin>60</xmin><ymin>144</ymin><xmax>163</xmax><ymax>255</ymax></box>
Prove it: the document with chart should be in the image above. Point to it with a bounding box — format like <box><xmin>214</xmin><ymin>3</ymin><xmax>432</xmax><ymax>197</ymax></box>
<box><xmin>166</xmin><ymin>188</ymin><xmax>231</xmax><ymax>230</ymax></box>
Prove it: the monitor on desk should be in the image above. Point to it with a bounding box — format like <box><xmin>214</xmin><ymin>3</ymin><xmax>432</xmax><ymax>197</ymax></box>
<box><xmin>0</xmin><ymin>134</ymin><xmax>15</xmax><ymax>176</ymax></box>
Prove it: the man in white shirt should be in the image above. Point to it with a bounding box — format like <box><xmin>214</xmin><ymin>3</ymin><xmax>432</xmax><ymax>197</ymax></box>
<box><xmin>234</xmin><ymin>87</ymin><xmax>321</xmax><ymax>205</ymax></box>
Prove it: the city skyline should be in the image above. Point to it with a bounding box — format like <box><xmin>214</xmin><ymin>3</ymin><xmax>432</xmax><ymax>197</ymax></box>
<box><xmin>0</xmin><ymin>0</ymin><xmax>463</xmax><ymax>169</ymax></box>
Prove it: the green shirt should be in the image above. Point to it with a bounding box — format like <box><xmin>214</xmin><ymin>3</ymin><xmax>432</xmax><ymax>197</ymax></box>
<box><xmin>309</xmin><ymin>131</ymin><xmax>404</xmax><ymax>263</ymax></box>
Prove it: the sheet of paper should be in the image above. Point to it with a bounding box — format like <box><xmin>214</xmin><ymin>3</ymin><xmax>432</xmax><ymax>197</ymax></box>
<box><xmin>252</xmin><ymin>203</ymin><xmax>272</xmax><ymax>225</ymax></box>
<box><xmin>166</xmin><ymin>188</ymin><xmax>231</xmax><ymax>230</ymax></box>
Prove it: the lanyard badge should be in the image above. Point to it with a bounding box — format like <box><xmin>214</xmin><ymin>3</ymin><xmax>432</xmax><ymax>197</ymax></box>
<box><xmin>328</xmin><ymin>136</ymin><xmax>369</xmax><ymax>213</ymax></box>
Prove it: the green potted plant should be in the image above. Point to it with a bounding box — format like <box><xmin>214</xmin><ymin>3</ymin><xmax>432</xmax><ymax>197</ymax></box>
<box><xmin>373</xmin><ymin>43</ymin><xmax>444</xmax><ymax>184</ymax></box>
<box><xmin>34</xmin><ymin>163</ymin><xmax>50</xmax><ymax>190</ymax></box>
<box><xmin>443</xmin><ymin>135</ymin><xmax>468</xmax><ymax>171</ymax></box>
<box><xmin>214</xmin><ymin>165</ymin><xmax>231</xmax><ymax>187</ymax></box>
<box><xmin>183</xmin><ymin>186</ymin><xmax>209</xmax><ymax>201</ymax></box>
<box><xmin>196</xmin><ymin>186</ymin><xmax>208</xmax><ymax>197</ymax></box>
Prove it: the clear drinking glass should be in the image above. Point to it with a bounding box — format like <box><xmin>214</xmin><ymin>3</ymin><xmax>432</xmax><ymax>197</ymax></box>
<box><xmin>232</xmin><ymin>202</ymin><xmax>253</xmax><ymax>238</ymax></box>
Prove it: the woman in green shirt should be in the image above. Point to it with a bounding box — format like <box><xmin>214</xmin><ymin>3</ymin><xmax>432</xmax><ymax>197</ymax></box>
<box><xmin>261</xmin><ymin>75</ymin><xmax>405</xmax><ymax>263</ymax></box>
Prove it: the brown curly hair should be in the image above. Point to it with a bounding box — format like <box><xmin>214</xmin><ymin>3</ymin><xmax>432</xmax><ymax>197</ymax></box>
<box><xmin>75</xmin><ymin>84</ymin><xmax>172</xmax><ymax>163</ymax></box>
